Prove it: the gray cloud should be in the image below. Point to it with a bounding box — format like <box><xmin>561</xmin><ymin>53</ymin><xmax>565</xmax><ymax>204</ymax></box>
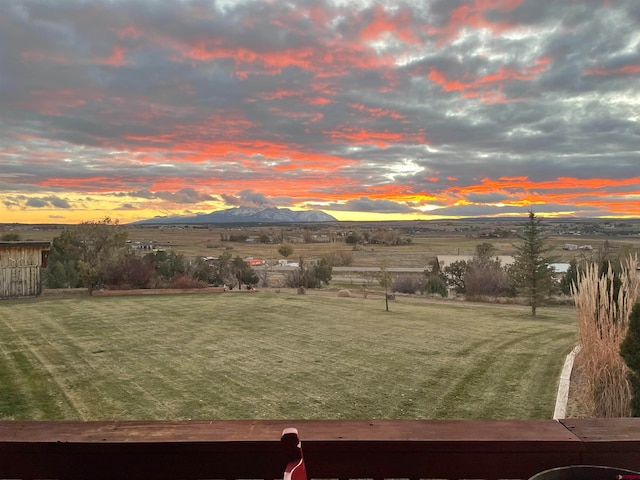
<box><xmin>24</xmin><ymin>196</ymin><xmax>71</xmax><ymax>209</ymax></box>
<box><xmin>125</xmin><ymin>188</ymin><xmax>216</xmax><ymax>204</ymax></box>
<box><xmin>429</xmin><ymin>203</ymin><xmax>602</xmax><ymax>218</ymax></box>
<box><xmin>25</xmin><ymin>198</ymin><xmax>48</xmax><ymax>208</ymax></box>
<box><xmin>1</xmin><ymin>0</ymin><xmax>639</xmax><ymax>219</ymax></box>
<box><xmin>325</xmin><ymin>197</ymin><xmax>419</xmax><ymax>214</ymax></box>
<box><xmin>222</xmin><ymin>189</ymin><xmax>275</xmax><ymax>207</ymax></box>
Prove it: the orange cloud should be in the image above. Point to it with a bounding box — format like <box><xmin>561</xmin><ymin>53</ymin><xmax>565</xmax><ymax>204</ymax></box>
<box><xmin>97</xmin><ymin>45</ymin><xmax>129</xmax><ymax>66</ymax></box>
<box><xmin>584</xmin><ymin>64</ymin><xmax>640</xmax><ymax>76</ymax></box>
<box><xmin>324</xmin><ymin>127</ymin><xmax>427</xmax><ymax>147</ymax></box>
<box><xmin>118</xmin><ymin>129</ymin><xmax>357</xmax><ymax>171</ymax></box>
<box><xmin>427</xmin><ymin>0</ymin><xmax>524</xmax><ymax>41</ymax></box>
<box><xmin>305</xmin><ymin>97</ymin><xmax>333</xmax><ymax>105</ymax></box>
<box><xmin>443</xmin><ymin>176</ymin><xmax>640</xmax><ymax>213</ymax></box>
<box><xmin>258</xmin><ymin>89</ymin><xmax>304</xmax><ymax>100</ymax></box>
<box><xmin>177</xmin><ymin>41</ymin><xmax>385</xmax><ymax>77</ymax></box>
<box><xmin>449</xmin><ymin>176</ymin><xmax>640</xmax><ymax>195</ymax></box>
<box><xmin>428</xmin><ymin>56</ymin><xmax>550</xmax><ymax>101</ymax></box>
<box><xmin>348</xmin><ymin>103</ymin><xmax>407</xmax><ymax>120</ymax></box>
<box><xmin>358</xmin><ymin>4</ymin><xmax>420</xmax><ymax>44</ymax></box>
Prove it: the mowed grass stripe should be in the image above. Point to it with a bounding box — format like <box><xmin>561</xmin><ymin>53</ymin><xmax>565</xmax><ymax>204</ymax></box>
<box><xmin>0</xmin><ymin>293</ymin><xmax>576</xmax><ymax>420</ymax></box>
<box><xmin>0</xmin><ymin>311</ymin><xmax>79</xmax><ymax>419</ymax></box>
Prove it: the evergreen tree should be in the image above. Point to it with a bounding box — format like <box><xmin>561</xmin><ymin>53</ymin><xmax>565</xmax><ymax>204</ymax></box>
<box><xmin>424</xmin><ymin>276</ymin><xmax>448</xmax><ymax>297</ymax></box>
<box><xmin>45</xmin><ymin>236</ymin><xmax>81</xmax><ymax>288</ymax></box>
<box><xmin>620</xmin><ymin>303</ymin><xmax>640</xmax><ymax>416</ymax></box>
<box><xmin>145</xmin><ymin>250</ymin><xmax>186</xmax><ymax>281</ymax></box>
<box><xmin>560</xmin><ymin>259</ymin><xmax>579</xmax><ymax>295</ymax></box>
<box><xmin>510</xmin><ymin>211</ymin><xmax>556</xmax><ymax>316</ymax></box>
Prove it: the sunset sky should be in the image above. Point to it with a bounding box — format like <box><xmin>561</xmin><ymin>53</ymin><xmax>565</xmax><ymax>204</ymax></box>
<box><xmin>2</xmin><ymin>0</ymin><xmax>639</xmax><ymax>224</ymax></box>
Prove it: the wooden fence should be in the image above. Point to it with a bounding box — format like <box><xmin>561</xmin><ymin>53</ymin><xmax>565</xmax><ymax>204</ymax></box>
<box><xmin>0</xmin><ymin>266</ymin><xmax>42</xmax><ymax>298</ymax></box>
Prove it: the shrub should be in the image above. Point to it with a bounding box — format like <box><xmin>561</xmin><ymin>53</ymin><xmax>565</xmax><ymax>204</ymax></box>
<box><xmin>560</xmin><ymin>259</ymin><xmax>579</xmax><ymax>295</ymax></box>
<box><xmin>323</xmin><ymin>251</ymin><xmax>353</xmax><ymax>267</ymax></box>
<box><xmin>620</xmin><ymin>303</ymin><xmax>640</xmax><ymax>416</ymax></box>
<box><xmin>145</xmin><ymin>250</ymin><xmax>186</xmax><ymax>280</ymax></box>
<box><xmin>345</xmin><ymin>233</ymin><xmax>360</xmax><ymax>244</ymax></box>
<box><xmin>45</xmin><ymin>259</ymin><xmax>80</xmax><ymax>288</ymax></box>
<box><xmin>104</xmin><ymin>254</ymin><xmax>155</xmax><ymax>289</ymax></box>
<box><xmin>284</xmin><ymin>258</ymin><xmax>332</xmax><ymax>289</ymax></box>
<box><xmin>573</xmin><ymin>256</ymin><xmax>639</xmax><ymax>417</ymax></box>
<box><xmin>168</xmin><ymin>275</ymin><xmax>208</xmax><ymax>289</ymax></box>
<box><xmin>190</xmin><ymin>257</ymin><xmax>214</xmax><ymax>283</ymax></box>
<box><xmin>465</xmin><ymin>263</ymin><xmax>513</xmax><ymax>297</ymax></box>
<box><xmin>424</xmin><ymin>276</ymin><xmax>448</xmax><ymax>297</ymax></box>
<box><xmin>392</xmin><ymin>275</ymin><xmax>422</xmax><ymax>294</ymax></box>
<box><xmin>0</xmin><ymin>233</ymin><xmax>20</xmax><ymax>241</ymax></box>
<box><xmin>278</xmin><ymin>244</ymin><xmax>294</xmax><ymax>258</ymax></box>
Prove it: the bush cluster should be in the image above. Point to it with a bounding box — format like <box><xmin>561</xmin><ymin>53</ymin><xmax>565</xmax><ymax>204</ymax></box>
<box><xmin>424</xmin><ymin>276</ymin><xmax>448</xmax><ymax>297</ymax></box>
<box><xmin>392</xmin><ymin>275</ymin><xmax>423</xmax><ymax>294</ymax></box>
<box><xmin>45</xmin><ymin>223</ymin><xmax>261</xmax><ymax>292</ymax></box>
<box><xmin>168</xmin><ymin>275</ymin><xmax>208</xmax><ymax>289</ymax></box>
<box><xmin>284</xmin><ymin>258</ymin><xmax>332</xmax><ymax>289</ymax></box>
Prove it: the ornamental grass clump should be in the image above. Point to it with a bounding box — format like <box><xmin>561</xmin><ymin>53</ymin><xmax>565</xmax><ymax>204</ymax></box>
<box><xmin>572</xmin><ymin>255</ymin><xmax>639</xmax><ymax>417</ymax></box>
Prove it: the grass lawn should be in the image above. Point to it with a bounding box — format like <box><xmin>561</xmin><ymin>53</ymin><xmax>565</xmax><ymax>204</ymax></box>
<box><xmin>0</xmin><ymin>292</ymin><xmax>576</xmax><ymax>421</ymax></box>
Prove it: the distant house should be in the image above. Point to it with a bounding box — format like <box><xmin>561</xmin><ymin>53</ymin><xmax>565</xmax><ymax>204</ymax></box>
<box><xmin>130</xmin><ymin>241</ymin><xmax>156</xmax><ymax>250</ymax></box>
<box><xmin>0</xmin><ymin>241</ymin><xmax>51</xmax><ymax>299</ymax></box>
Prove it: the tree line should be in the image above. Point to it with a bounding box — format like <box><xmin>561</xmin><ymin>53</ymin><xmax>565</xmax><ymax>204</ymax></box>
<box><xmin>44</xmin><ymin>218</ymin><xmax>333</xmax><ymax>294</ymax></box>
<box><xmin>387</xmin><ymin>212</ymin><xmax>556</xmax><ymax>316</ymax></box>
<box><xmin>44</xmin><ymin>219</ymin><xmax>259</xmax><ymax>293</ymax></box>
<box><xmin>392</xmin><ymin>211</ymin><xmax>637</xmax><ymax>317</ymax></box>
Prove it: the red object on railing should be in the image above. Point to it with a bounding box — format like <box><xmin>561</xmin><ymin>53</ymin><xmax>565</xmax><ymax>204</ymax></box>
<box><xmin>281</xmin><ymin>427</ymin><xmax>307</xmax><ymax>480</ymax></box>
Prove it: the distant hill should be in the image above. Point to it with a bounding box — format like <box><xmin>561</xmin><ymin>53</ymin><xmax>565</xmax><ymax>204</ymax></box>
<box><xmin>130</xmin><ymin>206</ymin><xmax>337</xmax><ymax>225</ymax></box>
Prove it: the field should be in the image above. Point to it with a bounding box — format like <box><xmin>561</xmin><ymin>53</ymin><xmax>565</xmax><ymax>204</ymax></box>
<box><xmin>0</xmin><ymin>291</ymin><xmax>576</xmax><ymax>421</ymax></box>
<box><xmin>7</xmin><ymin>219</ymin><xmax>640</xmax><ymax>268</ymax></box>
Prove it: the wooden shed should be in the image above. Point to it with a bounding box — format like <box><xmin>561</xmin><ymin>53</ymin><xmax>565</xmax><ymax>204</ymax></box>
<box><xmin>0</xmin><ymin>241</ymin><xmax>51</xmax><ymax>299</ymax></box>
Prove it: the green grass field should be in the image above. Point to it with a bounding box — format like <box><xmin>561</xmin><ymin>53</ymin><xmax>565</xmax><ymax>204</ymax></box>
<box><xmin>0</xmin><ymin>292</ymin><xmax>576</xmax><ymax>421</ymax></box>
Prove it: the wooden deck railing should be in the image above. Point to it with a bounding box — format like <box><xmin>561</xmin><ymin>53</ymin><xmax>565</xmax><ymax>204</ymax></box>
<box><xmin>1</xmin><ymin>418</ymin><xmax>639</xmax><ymax>480</ymax></box>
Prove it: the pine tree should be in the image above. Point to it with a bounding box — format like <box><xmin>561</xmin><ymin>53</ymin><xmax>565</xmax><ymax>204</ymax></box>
<box><xmin>510</xmin><ymin>211</ymin><xmax>556</xmax><ymax>316</ymax></box>
<box><xmin>620</xmin><ymin>303</ymin><xmax>640</xmax><ymax>416</ymax></box>
<box><xmin>560</xmin><ymin>259</ymin><xmax>579</xmax><ymax>295</ymax></box>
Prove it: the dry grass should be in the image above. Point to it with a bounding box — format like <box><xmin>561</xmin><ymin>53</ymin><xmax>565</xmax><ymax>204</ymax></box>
<box><xmin>572</xmin><ymin>255</ymin><xmax>640</xmax><ymax>417</ymax></box>
<box><xmin>13</xmin><ymin>223</ymin><xmax>640</xmax><ymax>268</ymax></box>
<box><xmin>0</xmin><ymin>292</ymin><xmax>575</xmax><ymax>421</ymax></box>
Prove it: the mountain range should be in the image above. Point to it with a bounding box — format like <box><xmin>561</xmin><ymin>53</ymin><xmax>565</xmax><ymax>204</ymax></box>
<box><xmin>130</xmin><ymin>206</ymin><xmax>337</xmax><ymax>225</ymax></box>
